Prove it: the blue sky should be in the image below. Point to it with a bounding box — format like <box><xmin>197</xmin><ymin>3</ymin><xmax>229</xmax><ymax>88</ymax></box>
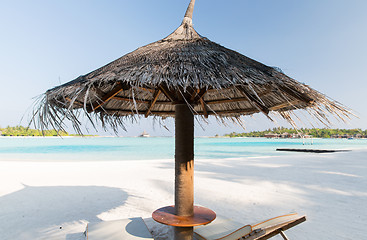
<box><xmin>0</xmin><ymin>0</ymin><xmax>366</xmax><ymax>136</ymax></box>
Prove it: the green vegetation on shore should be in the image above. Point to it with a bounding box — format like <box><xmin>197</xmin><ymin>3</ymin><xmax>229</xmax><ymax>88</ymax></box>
<box><xmin>0</xmin><ymin>126</ymin><xmax>87</xmax><ymax>137</ymax></box>
<box><xmin>225</xmin><ymin>127</ymin><xmax>367</xmax><ymax>138</ymax></box>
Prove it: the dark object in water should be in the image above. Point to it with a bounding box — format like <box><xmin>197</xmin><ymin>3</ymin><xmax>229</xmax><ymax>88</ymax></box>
<box><xmin>276</xmin><ymin>148</ymin><xmax>351</xmax><ymax>153</ymax></box>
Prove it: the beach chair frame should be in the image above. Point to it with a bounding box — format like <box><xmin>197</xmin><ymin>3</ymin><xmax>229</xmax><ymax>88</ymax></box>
<box><xmin>194</xmin><ymin>213</ymin><xmax>306</xmax><ymax>240</ymax></box>
<box><xmin>244</xmin><ymin>215</ymin><xmax>306</xmax><ymax>240</ymax></box>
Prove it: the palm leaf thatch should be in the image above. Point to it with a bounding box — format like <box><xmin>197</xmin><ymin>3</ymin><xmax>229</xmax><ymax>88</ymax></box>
<box><xmin>32</xmin><ymin>0</ymin><xmax>351</xmax><ymax>133</ymax></box>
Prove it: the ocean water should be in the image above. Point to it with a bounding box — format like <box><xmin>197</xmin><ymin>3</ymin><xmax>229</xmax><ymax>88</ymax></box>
<box><xmin>0</xmin><ymin>136</ymin><xmax>366</xmax><ymax>161</ymax></box>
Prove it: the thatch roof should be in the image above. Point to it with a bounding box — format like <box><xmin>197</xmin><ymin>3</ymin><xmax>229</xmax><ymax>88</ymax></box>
<box><xmin>33</xmin><ymin>0</ymin><xmax>351</xmax><ymax>132</ymax></box>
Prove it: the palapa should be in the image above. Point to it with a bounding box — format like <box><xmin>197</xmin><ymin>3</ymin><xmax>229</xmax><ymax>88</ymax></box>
<box><xmin>32</xmin><ymin>0</ymin><xmax>351</xmax><ymax>239</ymax></box>
<box><xmin>33</xmin><ymin>1</ymin><xmax>349</xmax><ymax>132</ymax></box>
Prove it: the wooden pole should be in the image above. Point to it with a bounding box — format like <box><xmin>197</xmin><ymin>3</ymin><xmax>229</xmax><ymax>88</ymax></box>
<box><xmin>174</xmin><ymin>104</ymin><xmax>194</xmax><ymax>240</ymax></box>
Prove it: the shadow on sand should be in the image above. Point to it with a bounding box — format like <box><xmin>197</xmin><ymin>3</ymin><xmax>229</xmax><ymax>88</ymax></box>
<box><xmin>0</xmin><ymin>185</ymin><xmax>128</xmax><ymax>240</ymax></box>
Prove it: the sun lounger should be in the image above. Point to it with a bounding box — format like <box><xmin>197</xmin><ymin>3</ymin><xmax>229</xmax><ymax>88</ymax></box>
<box><xmin>194</xmin><ymin>213</ymin><xmax>306</xmax><ymax>240</ymax></box>
<box><xmin>85</xmin><ymin>217</ymin><xmax>153</xmax><ymax>240</ymax></box>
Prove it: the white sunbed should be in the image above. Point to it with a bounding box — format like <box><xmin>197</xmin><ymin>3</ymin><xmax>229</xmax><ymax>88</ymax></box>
<box><xmin>194</xmin><ymin>213</ymin><xmax>306</xmax><ymax>240</ymax></box>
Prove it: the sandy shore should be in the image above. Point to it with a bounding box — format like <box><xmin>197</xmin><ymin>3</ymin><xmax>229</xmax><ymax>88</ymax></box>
<box><xmin>0</xmin><ymin>150</ymin><xmax>366</xmax><ymax>239</ymax></box>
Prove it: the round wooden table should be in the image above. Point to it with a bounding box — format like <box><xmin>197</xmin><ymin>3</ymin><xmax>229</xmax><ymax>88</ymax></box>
<box><xmin>152</xmin><ymin>205</ymin><xmax>216</xmax><ymax>227</ymax></box>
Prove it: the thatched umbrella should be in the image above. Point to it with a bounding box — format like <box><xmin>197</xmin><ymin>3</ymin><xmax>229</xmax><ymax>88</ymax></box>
<box><xmin>33</xmin><ymin>0</ymin><xmax>350</xmax><ymax>239</ymax></box>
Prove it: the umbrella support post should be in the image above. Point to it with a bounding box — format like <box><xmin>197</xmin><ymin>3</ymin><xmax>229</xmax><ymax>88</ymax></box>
<box><xmin>174</xmin><ymin>227</ymin><xmax>194</xmax><ymax>240</ymax></box>
<box><xmin>174</xmin><ymin>104</ymin><xmax>194</xmax><ymax>240</ymax></box>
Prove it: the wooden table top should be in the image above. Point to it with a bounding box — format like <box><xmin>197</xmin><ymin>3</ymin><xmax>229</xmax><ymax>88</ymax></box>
<box><xmin>152</xmin><ymin>205</ymin><xmax>216</xmax><ymax>227</ymax></box>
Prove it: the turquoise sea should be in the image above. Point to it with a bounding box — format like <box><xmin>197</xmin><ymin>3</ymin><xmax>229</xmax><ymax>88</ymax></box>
<box><xmin>0</xmin><ymin>137</ymin><xmax>366</xmax><ymax>162</ymax></box>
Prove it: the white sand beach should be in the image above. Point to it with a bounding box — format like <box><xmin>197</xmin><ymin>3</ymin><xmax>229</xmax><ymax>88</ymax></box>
<box><xmin>0</xmin><ymin>150</ymin><xmax>366</xmax><ymax>240</ymax></box>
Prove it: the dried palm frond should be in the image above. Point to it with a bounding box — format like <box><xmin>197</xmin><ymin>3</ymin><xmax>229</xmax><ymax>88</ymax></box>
<box><xmin>31</xmin><ymin>0</ymin><xmax>352</xmax><ymax>134</ymax></box>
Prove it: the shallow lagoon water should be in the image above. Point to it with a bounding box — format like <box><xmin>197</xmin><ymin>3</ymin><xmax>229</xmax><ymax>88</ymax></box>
<box><xmin>0</xmin><ymin>137</ymin><xmax>366</xmax><ymax>161</ymax></box>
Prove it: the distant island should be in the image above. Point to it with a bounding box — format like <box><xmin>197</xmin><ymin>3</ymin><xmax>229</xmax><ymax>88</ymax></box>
<box><xmin>224</xmin><ymin>127</ymin><xmax>367</xmax><ymax>139</ymax></box>
<box><xmin>0</xmin><ymin>125</ymin><xmax>90</xmax><ymax>137</ymax></box>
